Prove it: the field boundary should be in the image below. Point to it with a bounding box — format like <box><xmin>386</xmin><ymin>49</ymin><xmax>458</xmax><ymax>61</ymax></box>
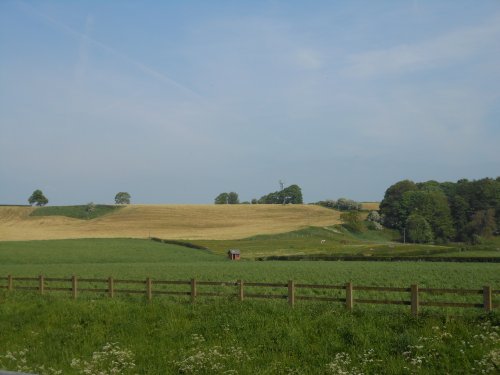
<box><xmin>259</xmin><ymin>255</ymin><xmax>500</xmax><ymax>263</ymax></box>
<box><xmin>1</xmin><ymin>275</ymin><xmax>498</xmax><ymax>316</ymax></box>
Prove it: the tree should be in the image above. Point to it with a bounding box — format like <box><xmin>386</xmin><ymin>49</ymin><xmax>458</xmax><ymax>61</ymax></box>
<box><xmin>340</xmin><ymin>211</ymin><xmax>364</xmax><ymax>232</ymax></box>
<box><xmin>282</xmin><ymin>184</ymin><xmax>303</xmax><ymax>204</ymax></box>
<box><xmin>214</xmin><ymin>192</ymin><xmax>229</xmax><ymax>204</ymax></box>
<box><xmin>466</xmin><ymin>209</ymin><xmax>497</xmax><ymax>239</ymax></box>
<box><xmin>335</xmin><ymin>198</ymin><xmax>361</xmax><ymax>211</ymax></box>
<box><xmin>406</xmin><ymin>214</ymin><xmax>433</xmax><ymax>243</ymax></box>
<box><xmin>400</xmin><ymin>190</ymin><xmax>455</xmax><ymax>243</ymax></box>
<box><xmin>215</xmin><ymin>192</ymin><xmax>240</xmax><ymax>204</ymax></box>
<box><xmin>379</xmin><ymin>180</ymin><xmax>418</xmax><ymax>229</ymax></box>
<box><xmin>115</xmin><ymin>192</ymin><xmax>131</xmax><ymax>204</ymax></box>
<box><xmin>228</xmin><ymin>192</ymin><xmax>239</xmax><ymax>204</ymax></box>
<box><xmin>28</xmin><ymin>189</ymin><xmax>48</xmax><ymax>206</ymax></box>
<box><xmin>258</xmin><ymin>184</ymin><xmax>303</xmax><ymax>204</ymax></box>
<box><xmin>86</xmin><ymin>202</ymin><xmax>96</xmax><ymax>219</ymax></box>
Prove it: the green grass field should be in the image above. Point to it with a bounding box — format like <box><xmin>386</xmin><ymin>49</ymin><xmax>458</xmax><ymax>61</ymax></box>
<box><xmin>0</xmin><ymin>238</ymin><xmax>499</xmax><ymax>374</ymax></box>
<box><xmin>1</xmin><ymin>238</ymin><xmax>499</xmax><ymax>289</ymax></box>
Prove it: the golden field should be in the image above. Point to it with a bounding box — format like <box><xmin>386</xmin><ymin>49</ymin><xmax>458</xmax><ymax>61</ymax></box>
<box><xmin>361</xmin><ymin>202</ymin><xmax>380</xmax><ymax>211</ymax></box>
<box><xmin>0</xmin><ymin>204</ymin><xmax>341</xmax><ymax>241</ymax></box>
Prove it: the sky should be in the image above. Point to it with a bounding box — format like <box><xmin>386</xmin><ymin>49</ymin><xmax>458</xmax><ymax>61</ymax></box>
<box><xmin>1</xmin><ymin>1</ymin><xmax>499</xmax><ymax>205</ymax></box>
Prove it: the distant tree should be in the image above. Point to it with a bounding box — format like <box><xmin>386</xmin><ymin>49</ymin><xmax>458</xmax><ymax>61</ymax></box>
<box><xmin>400</xmin><ymin>190</ymin><xmax>455</xmax><ymax>243</ymax></box>
<box><xmin>379</xmin><ymin>180</ymin><xmax>418</xmax><ymax>229</ymax></box>
<box><xmin>406</xmin><ymin>214</ymin><xmax>433</xmax><ymax>243</ymax></box>
<box><xmin>335</xmin><ymin>198</ymin><xmax>362</xmax><ymax>211</ymax></box>
<box><xmin>466</xmin><ymin>209</ymin><xmax>497</xmax><ymax>239</ymax></box>
<box><xmin>28</xmin><ymin>189</ymin><xmax>48</xmax><ymax>206</ymax></box>
<box><xmin>86</xmin><ymin>202</ymin><xmax>96</xmax><ymax>218</ymax></box>
<box><xmin>340</xmin><ymin>211</ymin><xmax>364</xmax><ymax>232</ymax></box>
<box><xmin>258</xmin><ymin>184</ymin><xmax>303</xmax><ymax>204</ymax></box>
<box><xmin>114</xmin><ymin>192</ymin><xmax>131</xmax><ymax>204</ymax></box>
<box><xmin>251</xmin><ymin>198</ymin><xmax>258</xmax><ymax>204</ymax></box>
<box><xmin>214</xmin><ymin>192</ymin><xmax>229</xmax><ymax>204</ymax></box>
<box><xmin>228</xmin><ymin>192</ymin><xmax>240</xmax><ymax>204</ymax></box>
<box><xmin>380</xmin><ymin>177</ymin><xmax>500</xmax><ymax>242</ymax></box>
<box><xmin>315</xmin><ymin>200</ymin><xmax>336</xmax><ymax>209</ymax></box>
<box><xmin>366</xmin><ymin>210</ymin><xmax>382</xmax><ymax>223</ymax></box>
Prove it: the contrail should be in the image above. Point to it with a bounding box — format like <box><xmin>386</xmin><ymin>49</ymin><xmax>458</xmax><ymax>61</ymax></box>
<box><xmin>17</xmin><ymin>1</ymin><xmax>202</xmax><ymax>99</ymax></box>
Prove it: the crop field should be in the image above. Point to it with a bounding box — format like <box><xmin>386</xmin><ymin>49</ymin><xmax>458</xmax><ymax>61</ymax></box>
<box><xmin>0</xmin><ymin>238</ymin><xmax>499</xmax><ymax>374</ymax></box>
<box><xmin>0</xmin><ymin>204</ymin><xmax>341</xmax><ymax>241</ymax></box>
<box><xmin>360</xmin><ymin>202</ymin><xmax>380</xmax><ymax>211</ymax></box>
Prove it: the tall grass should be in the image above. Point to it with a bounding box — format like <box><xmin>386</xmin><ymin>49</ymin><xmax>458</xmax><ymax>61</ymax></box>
<box><xmin>0</xmin><ymin>293</ymin><xmax>498</xmax><ymax>374</ymax></box>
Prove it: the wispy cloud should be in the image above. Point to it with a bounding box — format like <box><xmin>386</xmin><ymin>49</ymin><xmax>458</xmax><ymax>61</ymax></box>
<box><xmin>295</xmin><ymin>48</ymin><xmax>323</xmax><ymax>70</ymax></box>
<box><xmin>345</xmin><ymin>14</ymin><xmax>500</xmax><ymax>77</ymax></box>
<box><xmin>74</xmin><ymin>14</ymin><xmax>93</xmax><ymax>84</ymax></box>
<box><xmin>18</xmin><ymin>1</ymin><xmax>202</xmax><ymax>99</ymax></box>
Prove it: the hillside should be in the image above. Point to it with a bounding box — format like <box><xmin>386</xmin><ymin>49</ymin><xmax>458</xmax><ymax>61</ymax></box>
<box><xmin>0</xmin><ymin>204</ymin><xmax>341</xmax><ymax>241</ymax></box>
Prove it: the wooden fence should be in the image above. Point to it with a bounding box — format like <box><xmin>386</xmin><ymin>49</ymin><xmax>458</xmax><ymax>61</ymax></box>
<box><xmin>1</xmin><ymin>275</ymin><xmax>498</xmax><ymax>316</ymax></box>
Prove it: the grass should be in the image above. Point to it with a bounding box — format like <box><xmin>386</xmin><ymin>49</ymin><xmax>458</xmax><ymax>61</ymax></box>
<box><xmin>30</xmin><ymin>205</ymin><xmax>122</xmax><ymax>220</ymax></box>
<box><xmin>0</xmin><ymin>238</ymin><xmax>499</xmax><ymax>289</ymax></box>
<box><xmin>0</xmin><ymin>238</ymin><xmax>499</xmax><ymax>374</ymax></box>
<box><xmin>0</xmin><ymin>292</ymin><xmax>498</xmax><ymax>374</ymax></box>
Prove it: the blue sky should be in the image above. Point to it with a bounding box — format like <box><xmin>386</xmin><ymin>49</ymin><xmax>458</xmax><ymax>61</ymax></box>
<box><xmin>1</xmin><ymin>1</ymin><xmax>499</xmax><ymax>205</ymax></box>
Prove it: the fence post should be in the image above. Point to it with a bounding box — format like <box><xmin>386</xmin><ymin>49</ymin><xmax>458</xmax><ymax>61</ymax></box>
<box><xmin>288</xmin><ymin>280</ymin><xmax>295</xmax><ymax>307</ymax></box>
<box><xmin>39</xmin><ymin>275</ymin><xmax>44</xmax><ymax>295</ymax></box>
<box><xmin>346</xmin><ymin>282</ymin><xmax>353</xmax><ymax>311</ymax></box>
<box><xmin>7</xmin><ymin>275</ymin><xmax>13</xmax><ymax>291</ymax></box>
<box><xmin>483</xmin><ymin>285</ymin><xmax>492</xmax><ymax>312</ymax></box>
<box><xmin>146</xmin><ymin>277</ymin><xmax>152</xmax><ymax>301</ymax></box>
<box><xmin>72</xmin><ymin>275</ymin><xmax>78</xmax><ymax>299</ymax></box>
<box><xmin>191</xmin><ymin>278</ymin><xmax>197</xmax><ymax>303</ymax></box>
<box><xmin>411</xmin><ymin>284</ymin><xmax>419</xmax><ymax>317</ymax></box>
<box><xmin>238</xmin><ymin>280</ymin><xmax>244</xmax><ymax>301</ymax></box>
<box><xmin>108</xmin><ymin>277</ymin><xmax>114</xmax><ymax>298</ymax></box>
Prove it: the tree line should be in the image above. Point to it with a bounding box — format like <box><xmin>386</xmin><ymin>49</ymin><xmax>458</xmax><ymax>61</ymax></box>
<box><xmin>214</xmin><ymin>184</ymin><xmax>303</xmax><ymax>205</ymax></box>
<box><xmin>380</xmin><ymin>177</ymin><xmax>500</xmax><ymax>243</ymax></box>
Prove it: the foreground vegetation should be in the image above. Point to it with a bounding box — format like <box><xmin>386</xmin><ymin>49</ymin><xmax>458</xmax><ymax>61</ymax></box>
<box><xmin>0</xmin><ymin>292</ymin><xmax>498</xmax><ymax>374</ymax></box>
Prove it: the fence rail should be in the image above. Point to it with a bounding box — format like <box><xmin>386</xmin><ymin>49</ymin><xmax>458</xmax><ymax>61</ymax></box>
<box><xmin>1</xmin><ymin>275</ymin><xmax>498</xmax><ymax>316</ymax></box>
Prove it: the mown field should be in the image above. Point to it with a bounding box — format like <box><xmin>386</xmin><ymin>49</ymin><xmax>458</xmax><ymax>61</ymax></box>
<box><xmin>0</xmin><ymin>238</ymin><xmax>499</xmax><ymax>374</ymax></box>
